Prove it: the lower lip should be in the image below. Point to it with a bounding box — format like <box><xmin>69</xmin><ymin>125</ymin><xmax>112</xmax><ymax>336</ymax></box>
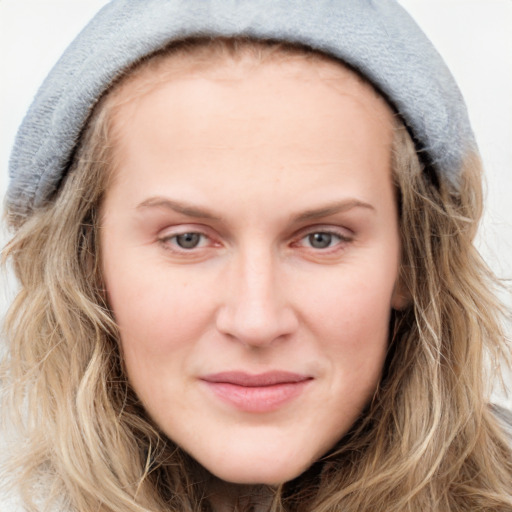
<box><xmin>202</xmin><ymin>380</ymin><xmax>311</xmax><ymax>413</ymax></box>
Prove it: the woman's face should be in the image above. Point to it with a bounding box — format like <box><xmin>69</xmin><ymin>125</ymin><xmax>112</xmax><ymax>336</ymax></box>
<box><xmin>101</xmin><ymin>51</ymin><xmax>404</xmax><ymax>485</ymax></box>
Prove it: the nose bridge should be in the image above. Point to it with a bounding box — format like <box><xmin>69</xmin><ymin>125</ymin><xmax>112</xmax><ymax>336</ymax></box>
<box><xmin>216</xmin><ymin>242</ymin><xmax>297</xmax><ymax>346</ymax></box>
<box><xmin>241</xmin><ymin>244</ymin><xmax>275</xmax><ymax>305</ymax></box>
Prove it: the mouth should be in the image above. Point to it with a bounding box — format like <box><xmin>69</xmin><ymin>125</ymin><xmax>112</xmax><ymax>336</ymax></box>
<box><xmin>200</xmin><ymin>371</ymin><xmax>313</xmax><ymax>413</ymax></box>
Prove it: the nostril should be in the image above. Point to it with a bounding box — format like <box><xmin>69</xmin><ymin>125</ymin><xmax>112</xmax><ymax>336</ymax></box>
<box><xmin>215</xmin><ymin>300</ymin><xmax>298</xmax><ymax>348</ymax></box>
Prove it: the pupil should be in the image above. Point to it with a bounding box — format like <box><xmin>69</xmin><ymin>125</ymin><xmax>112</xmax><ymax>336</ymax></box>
<box><xmin>309</xmin><ymin>233</ymin><xmax>332</xmax><ymax>249</ymax></box>
<box><xmin>176</xmin><ymin>233</ymin><xmax>200</xmax><ymax>249</ymax></box>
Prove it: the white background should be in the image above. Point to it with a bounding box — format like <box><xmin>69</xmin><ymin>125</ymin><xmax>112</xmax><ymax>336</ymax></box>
<box><xmin>1</xmin><ymin>1</ymin><xmax>511</xmax><ymax>396</ymax></box>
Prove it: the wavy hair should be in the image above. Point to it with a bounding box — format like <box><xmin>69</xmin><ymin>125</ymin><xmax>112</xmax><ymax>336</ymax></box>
<box><xmin>2</xmin><ymin>38</ymin><xmax>512</xmax><ymax>512</ymax></box>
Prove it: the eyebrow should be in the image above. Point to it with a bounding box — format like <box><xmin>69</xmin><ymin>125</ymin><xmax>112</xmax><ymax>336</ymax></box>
<box><xmin>137</xmin><ymin>197</ymin><xmax>222</xmax><ymax>220</ymax></box>
<box><xmin>293</xmin><ymin>199</ymin><xmax>375</xmax><ymax>222</ymax></box>
<box><xmin>136</xmin><ymin>196</ymin><xmax>375</xmax><ymax>222</ymax></box>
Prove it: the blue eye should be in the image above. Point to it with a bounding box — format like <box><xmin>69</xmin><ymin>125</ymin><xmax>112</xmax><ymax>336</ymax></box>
<box><xmin>305</xmin><ymin>232</ymin><xmax>345</xmax><ymax>249</ymax></box>
<box><xmin>174</xmin><ymin>233</ymin><xmax>203</xmax><ymax>249</ymax></box>
<box><xmin>307</xmin><ymin>232</ymin><xmax>336</xmax><ymax>249</ymax></box>
<box><xmin>157</xmin><ymin>229</ymin><xmax>220</xmax><ymax>257</ymax></box>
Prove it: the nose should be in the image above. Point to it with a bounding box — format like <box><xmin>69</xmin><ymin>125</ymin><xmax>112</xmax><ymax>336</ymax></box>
<box><xmin>215</xmin><ymin>248</ymin><xmax>299</xmax><ymax>347</ymax></box>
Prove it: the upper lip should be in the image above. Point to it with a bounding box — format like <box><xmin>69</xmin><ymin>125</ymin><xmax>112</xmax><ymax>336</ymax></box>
<box><xmin>201</xmin><ymin>371</ymin><xmax>311</xmax><ymax>387</ymax></box>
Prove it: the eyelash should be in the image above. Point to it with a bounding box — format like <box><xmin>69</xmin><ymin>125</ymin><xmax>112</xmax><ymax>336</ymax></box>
<box><xmin>294</xmin><ymin>229</ymin><xmax>352</xmax><ymax>252</ymax></box>
<box><xmin>158</xmin><ymin>231</ymin><xmax>212</xmax><ymax>252</ymax></box>
<box><xmin>157</xmin><ymin>227</ymin><xmax>353</xmax><ymax>254</ymax></box>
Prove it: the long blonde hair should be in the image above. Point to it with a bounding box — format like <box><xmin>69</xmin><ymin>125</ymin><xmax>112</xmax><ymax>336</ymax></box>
<box><xmin>2</xmin><ymin>38</ymin><xmax>512</xmax><ymax>512</ymax></box>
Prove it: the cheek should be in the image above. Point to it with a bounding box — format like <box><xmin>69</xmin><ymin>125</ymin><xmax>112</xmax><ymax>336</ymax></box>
<box><xmin>103</xmin><ymin>254</ymin><xmax>220</xmax><ymax>391</ymax></box>
<box><xmin>107</xmin><ymin>271</ymin><xmax>214</xmax><ymax>413</ymax></box>
<box><xmin>110</xmin><ymin>273</ymin><xmax>212</xmax><ymax>348</ymax></box>
<box><xmin>298</xmin><ymin>262</ymin><xmax>395</xmax><ymax>390</ymax></box>
<box><xmin>302</xmin><ymin>262</ymin><xmax>395</xmax><ymax>340</ymax></box>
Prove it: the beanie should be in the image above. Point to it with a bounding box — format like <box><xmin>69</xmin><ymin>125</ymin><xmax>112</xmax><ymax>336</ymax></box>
<box><xmin>7</xmin><ymin>0</ymin><xmax>477</xmax><ymax>218</ymax></box>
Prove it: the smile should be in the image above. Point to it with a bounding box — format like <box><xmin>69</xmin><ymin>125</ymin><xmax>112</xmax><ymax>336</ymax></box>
<box><xmin>200</xmin><ymin>371</ymin><xmax>313</xmax><ymax>413</ymax></box>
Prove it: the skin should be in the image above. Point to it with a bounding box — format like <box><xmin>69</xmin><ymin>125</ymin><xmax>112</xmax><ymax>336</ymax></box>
<box><xmin>101</xmin><ymin>51</ymin><xmax>404</xmax><ymax>509</ymax></box>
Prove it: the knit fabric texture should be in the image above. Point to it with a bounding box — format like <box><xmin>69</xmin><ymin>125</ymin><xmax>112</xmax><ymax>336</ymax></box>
<box><xmin>7</xmin><ymin>0</ymin><xmax>477</xmax><ymax>218</ymax></box>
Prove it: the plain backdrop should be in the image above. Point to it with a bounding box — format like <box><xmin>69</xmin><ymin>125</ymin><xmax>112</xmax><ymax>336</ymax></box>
<box><xmin>1</xmin><ymin>1</ymin><xmax>511</xmax><ymax>393</ymax></box>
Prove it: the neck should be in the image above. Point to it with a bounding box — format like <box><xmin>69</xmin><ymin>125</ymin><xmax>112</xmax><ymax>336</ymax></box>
<box><xmin>204</xmin><ymin>475</ymin><xmax>275</xmax><ymax>512</ymax></box>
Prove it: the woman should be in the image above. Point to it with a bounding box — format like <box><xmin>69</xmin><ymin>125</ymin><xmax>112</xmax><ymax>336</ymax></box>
<box><xmin>2</xmin><ymin>1</ymin><xmax>511</xmax><ymax>511</ymax></box>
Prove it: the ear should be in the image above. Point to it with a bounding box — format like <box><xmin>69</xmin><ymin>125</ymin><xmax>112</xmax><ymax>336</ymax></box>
<box><xmin>391</xmin><ymin>272</ymin><xmax>411</xmax><ymax>311</ymax></box>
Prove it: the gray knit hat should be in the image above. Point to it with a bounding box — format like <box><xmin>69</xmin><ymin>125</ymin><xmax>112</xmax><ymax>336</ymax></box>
<box><xmin>7</xmin><ymin>0</ymin><xmax>477</xmax><ymax>219</ymax></box>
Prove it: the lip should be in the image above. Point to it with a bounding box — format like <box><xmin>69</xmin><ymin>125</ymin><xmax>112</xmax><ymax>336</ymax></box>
<box><xmin>200</xmin><ymin>371</ymin><xmax>312</xmax><ymax>413</ymax></box>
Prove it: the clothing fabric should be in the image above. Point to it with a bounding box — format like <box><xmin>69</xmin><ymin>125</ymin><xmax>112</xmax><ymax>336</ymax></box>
<box><xmin>7</xmin><ymin>0</ymin><xmax>477</xmax><ymax>219</ymax></box>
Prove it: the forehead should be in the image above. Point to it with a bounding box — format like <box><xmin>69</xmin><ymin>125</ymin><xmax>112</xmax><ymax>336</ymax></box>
<box><xmin>108</xmin><ymin>39</ymin><xmax>393</xmax><ymax>126</ymax></box>
<box><xmin>101</xmin><ymin>39</ymin><xmax>396</xmax><ymax>221</ymax></box>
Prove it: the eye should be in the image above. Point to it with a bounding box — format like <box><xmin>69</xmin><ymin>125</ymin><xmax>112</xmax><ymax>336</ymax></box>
<box><xmin>306</xmin><ymin>232</ymin><xmax>338</xmax><ymax>249</ymax></box>
<box><xmin>174</xmin><ymin>232</ymin><xmax>203</xmax><ymax>249</ymax></box>
<box><xmin>159</xmin><ymin>231</ymin><xmax>210</xmax><ymax>251</ymax></box>
<box><xmin>300</xmin><ymin>230</ymin><xmax>350</xmax><ymax>250</ymax></box>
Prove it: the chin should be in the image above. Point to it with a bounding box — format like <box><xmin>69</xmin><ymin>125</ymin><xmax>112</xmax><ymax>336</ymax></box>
<box><xmin>201</xmin><ymin>455</ymin><xmax>314</xmax><ymax>486</ymax></box>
